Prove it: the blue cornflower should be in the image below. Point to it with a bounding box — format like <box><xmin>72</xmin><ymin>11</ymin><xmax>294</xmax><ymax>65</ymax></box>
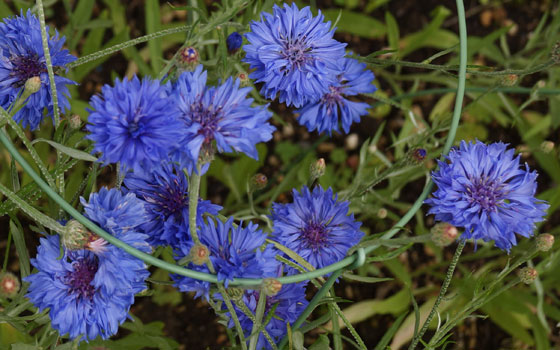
<box><xmin>123</xmin><ymin>161</ymin><xmax>222</xmax><ymax>247</ymax></box>
<box><xmin>0</xmin><ymin>10</ymin><xmax>76</xmax><ymax>130</ymax></box>
<box><xmin>226</xmin><ymin>32</ymin><xmax>243</xmax><ymax>54</ymax></box>
<box><xmin>425</xmin><ymin>140</ymin><xmax>549</xmax><ymax>251</ymax></box>
<box><xmin>25</xmin><ymin>188</ymin><xmax>150</xmax><ymax>341</ymax></box>
<box><xmin>243</xmin><ymin>3</ymin><xmax>347</xmax><ymax>108</ymax></box>
<box><xmin>172</xmin><ymin>66</ymin><xmax>275</xmax><ymax>173</ymax></box>
<box><xmin>86</xmin><ymin>76</ymin><xmax>185</xmax><ymax>172</ymax></box>
<box><xmin>172</xmin><ymin>217</ymin><xmax>278</xmax><ymax>299</ymax></box>
<box><xmin>296</xmin><ymin>57</ymin><xmax>376</xmax><ymax>135</ymax></box>
<box><xmin>270</xmin><ymin>186</ymin><xmax>364</xmax><ymax>270</ymax></box>
<box><xmin>232</xmin><ymin>283</ymin><xmax>309</xmax><ymax>350</ymax></box>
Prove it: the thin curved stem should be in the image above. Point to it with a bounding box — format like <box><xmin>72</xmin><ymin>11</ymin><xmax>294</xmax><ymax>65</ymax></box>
<box><xmin>67</xmin><ymin>25</ymin><xmax>192</xmax><ymax>69</ymax></box>
<box><xmin>408</xmin><ymin>240</ymin><xmax>465</xmax><ymax>350</ymax></box>
<box><xmin>36</xmin><ymin>0</ymin><xmax>60</xmax><ymax>128</ymax></box>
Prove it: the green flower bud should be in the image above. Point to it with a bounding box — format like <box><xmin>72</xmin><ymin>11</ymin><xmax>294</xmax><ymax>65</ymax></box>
<box><xmin>251</xmin><ymin>173</ymin><xmax>268</xmax><ymax>191</ymax></box>
<box><xmin>262</xmin><ymin>278</ymin><xmax>282</xmax><ymax>296</ymax></box>
<box><xmin>0</xmin><ymin>272</ymin><xmax>20</xmax><ymax>298</ymax></box>
<box><xmin>68</xmin><ymin>114</ymin><xmax>82</xmax><ymax>130</ymax></box>
<box><xmin>536</xmin><ymin>233</ymin><xmax>554</xmax><ymax>252</ymax></box>
<box><xmin>190</xmin><ymin>243</ymin><xmax>210</xmax><ymax>266</ymax></box>
<box><xmin>227</xmin><ymin>287</ymin><xmax>244</xmax><ymax>301</ymax></box>
<box><xmin>518</xmin><ymin>267</ymin><xmax>538</xmax><ymax>284</ymax></box>
<box><xmin>24</xmin><ymin>76</ymin><xmax>41</xmax><ymax>94</ymax></box>
<box><xmin>431</xmin><ymin>222</ymin><xmax>459</xmax><ymax>247</ymax></box>
<box><xmin>62</xmin><ymin>219</ymin><xmax>90</xmax><ymax>251</ymax></box>
<box><xmin>310</xmin><ymin>158</ymin><xmax>326</xmax><ymax>180</ymax></box>
<box><xmin>540</xmin><ymin>141</ymin><xmax>555</xmax><ymax>154</ymax></box>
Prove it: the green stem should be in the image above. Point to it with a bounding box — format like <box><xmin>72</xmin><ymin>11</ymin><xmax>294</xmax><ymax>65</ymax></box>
<box><xmin>408</xmin><ymin>240</ymin><xmax>465</xmax><ymax>350</ymax></box>
<box><xmin>0</xmin><ymin>181</ymin><xmax>64</xmax><ymax>233</ymax></box>
<box><xmin>278</xmin><ymin>270</ymin><xmax>343</xmax><ymax>349</ymax></box>
<box><xmin>218</xmin><ymin>283</ymin><xmax>248</xmax><ymax>350</ymax></box>
<box><xmin>234</xmin><ymin>296</ymin><xmax>278</xmax><ymax>350</ymax></box>
<box><xmin>2</xmin><ymin>229</ymin><xmax>11</xmax><ymax>272</ymax></box>
<box><xmin>331</xmin><ymin>304</ymin><xmax>342</xmax><ymax>350</ymax></box>
<box><xmin>362</xmin><ymin>55</ymin><xmax>554</xmax><ymax>77</ymax></box>
<box><xmin>67</xmin><ymin>25</ymin><xmax>192</xmax><ymax>69</ymax></box>
<box><xmin>1</xmin><ymin>109</ymin><xmax>56</xmax><ymax>189</ymax></box>
<box><xmin>36</xmin><ymin>0</ymin><xmax>60</xmax><ymax>128</ymax></box>
<box><xmin>248</xmin><ymin>289</ymin><xmax>267</xmax><ymax>350</ymax></box>
<box><xmin>188</xmin><ymin>164</ymin><xmax>202</xmax><ymax>244</ymax></box>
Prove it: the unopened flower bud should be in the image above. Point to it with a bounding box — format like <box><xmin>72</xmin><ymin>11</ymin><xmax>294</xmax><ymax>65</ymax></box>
<box><xmin>251</xmin><ymin>173</ymin><xmax>268</xmax><ymax>191</ymax></box>
<box><xmin>377</xmin><ymin>208</ymin><xmax>387</xmax><ymax>219</ymax></box>
<box><xmin>0</xmin><ymin>272</ymin><xmax>20</xmax><ymax>298</ymax></box>
<box><xmin>500</xmin><ymin>74</ymin><xmax>518</xmax><ymax>86</ymax></box>
<box><xmin>178</xmin><ymin>46</ymin><xmax>199</xmax><ymax>67</ymax></box>
<box><xmin>518</xmin><ymin>267</ymin><xmax>538</xmax><ymax>284</ymax></box>
<box><xmin>198</xmin><ymin>142</ymin><xmax>215</xmax><ymax>166</ymax></box>
<box><xmin>62</xmin><ymin>219</ymin><xmax>90</xmax><ymax>250</ymax></box>
<box><xmin>69</xmin><ymin>114</ymin><xmax>82</xmax><ymax>129</ymax></box>
<box><xmin>226</xmin><ymin>32</ymin><xmax>243</xmax><ymax>54</ymax></box>
<box><xmin>408</xmin><ymin>148</ymin><xmax>427</xmax><ymax>164</ymax></box>
<box><xmin>62</xmin><ymin>220</ymin><xmax>107</xmax><ymax>253</ymax></box>
<box><xmin>431</xmin><ymin>222</ymin><xmax>459</xmax><ymax>247</ymax></box>
<box><xmin>540</xmin><ymin>141</ymin><xmax>554</xmax><ymax>154</ymax></box>
<box><xmin>262</xmin><ymin>278</ymin><xmax>282</xmax><ymax>296</ymax></box>
<box><xmin>24</xmin><ymin>76</ymin><xmax>41</xmax><ymax>94</ymax></box>
<box><xmin>238</xmin><ymin>72</ymin><xmax>250</xmax><ymax>87</ymax></box>
<box><xmin>310</xmin><ymin>158</ymin><xmax>326</xmax><ymax>180</ymax></box>
<box><xmin>190</xmin><ymin>243</ymin><xmax>210</xmax><ymax>266</ymax></box>
<box><xmin>536</xmin><ymin>233</ymin><xmax>554</xmax><ymax>252</ymax></box>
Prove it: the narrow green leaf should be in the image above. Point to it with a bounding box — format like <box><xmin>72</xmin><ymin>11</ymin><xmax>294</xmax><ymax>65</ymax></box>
<box><xmin>10</xmin><ymin>220</ymin><xmax>30</xmax><ymax>278</ymax></box>
<box><xmin>323</xmin><ymin>9</ymin><xmax>386</xmax><ymax>39</ymax></box>
<box><xmin>10</xmin><ymin>158</ymin><xmax>20</xmax><ymax>193</ymax></box>
<box><xmin>31</xmin><ymin>139</ymin><xmax>97</xmax><ymax>162</ymax></box>
<box><xmin>342</xmin><ymin>273</ymin><xmax>393</xmax><ymax>283</ymax></box>
<box><xmin>145</xmin><ymin>0</ymin><xmax>162</xmax><ymax>72</ymax></box>
<box><xmin>373</xmin><ymin>313</ymin><xmax>408</xmax><ymax>350</ymax></box>
<box><xmin>385</xmin><ymin>11</ymin><xmax>399</xmax><ymax>52</ymax></box>
<box><xmin>308</xmin><ymin>335</ymin><xmax>330</xmax><ymax>350</ymax></box>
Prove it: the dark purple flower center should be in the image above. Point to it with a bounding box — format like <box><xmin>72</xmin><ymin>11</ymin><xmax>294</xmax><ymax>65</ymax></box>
<box><xmin>466</xmin><ymin>176</ymin><xmax>504</xmax><ymax>211</ymax></box>
<box><xmin>64</xmin><ymin>257</ymin><xmax>98</xmax><ymax>300</ymax></box>
<box><xmin>282</xmin><ymin>39</ymin><xmax>311</xmax><ymax>70</ymax></box>
<box><xmin>322</xmin><ymin>86</ymin><xmax>343</xmax><ymax>113</ymax></box>
<box><xmin>10</xmin><ymin>54</ymin><xmax>46</xmax><ymax>88</ymax></box>
<box><xmin>143</xmin><ymin>179</ymin><xmax>188</xmax><ymax>219</ymax></box>
<box><xmin>191</xmin><ymin>101</ymin><xmax>221</xmax><ymax>144</ymax></box>
<box><xmin>301</xmin><ymin>222</ymin><xmax>328</xmax><ymax>250</ymax></box>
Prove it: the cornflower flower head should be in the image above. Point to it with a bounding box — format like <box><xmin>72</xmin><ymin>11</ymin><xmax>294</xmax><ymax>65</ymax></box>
<box><xmin>243</xmin><ymin>3</ymin><xmax>346</xmax><ymax>108</ymax></box>
<box><xmin>123</xmin><ymin>161</ymin><xmax>222</xmax><ymax>247</ymax></box>
<box><xmin>296</xmin><ymin>57</ymin><xmax>376</xmax><ymax>135</ymax></box>
<box><xmin>86</xmin><ymin>76</ymin><xmax>185</xmax><ymax>172</ymax></box>
<box><xmin>172</xmin><ymin>217</ymin><xmax>278</xmax><ymax>299</ymax></box>
<box><xmin>231</xmin><ymin>283</ymin><xmax>309</xmax><ymax>349</ymax></box>
<box><xmin>25</xmin><ymin>188</ymin><xmax>151</xmax><ymax>341</ymax></box>
<box><xmin>172</xmin><ymin>66</ymin><xmax>275</xmax><ymax>173</ymax></box>
<box><xmin>0</xmin><ymin>10</ymin><xmax>76</xmax><ymax>130</ymax></box>
<box><xmin>270</xmin><ymin>186</ymin><xmax>364</xmax><ymax>270</ymax></box>
<box><xmin>425</xmin><ymin>140</ymin><xmax>549</xmax><ymax>251</ymax></box>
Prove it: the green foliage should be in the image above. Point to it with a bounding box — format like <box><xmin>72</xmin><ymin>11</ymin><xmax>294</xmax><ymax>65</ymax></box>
<box><xmin>0</xmin><ymin>0</ymin><xmax>559</xmax><ymax>349</ymax></box>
